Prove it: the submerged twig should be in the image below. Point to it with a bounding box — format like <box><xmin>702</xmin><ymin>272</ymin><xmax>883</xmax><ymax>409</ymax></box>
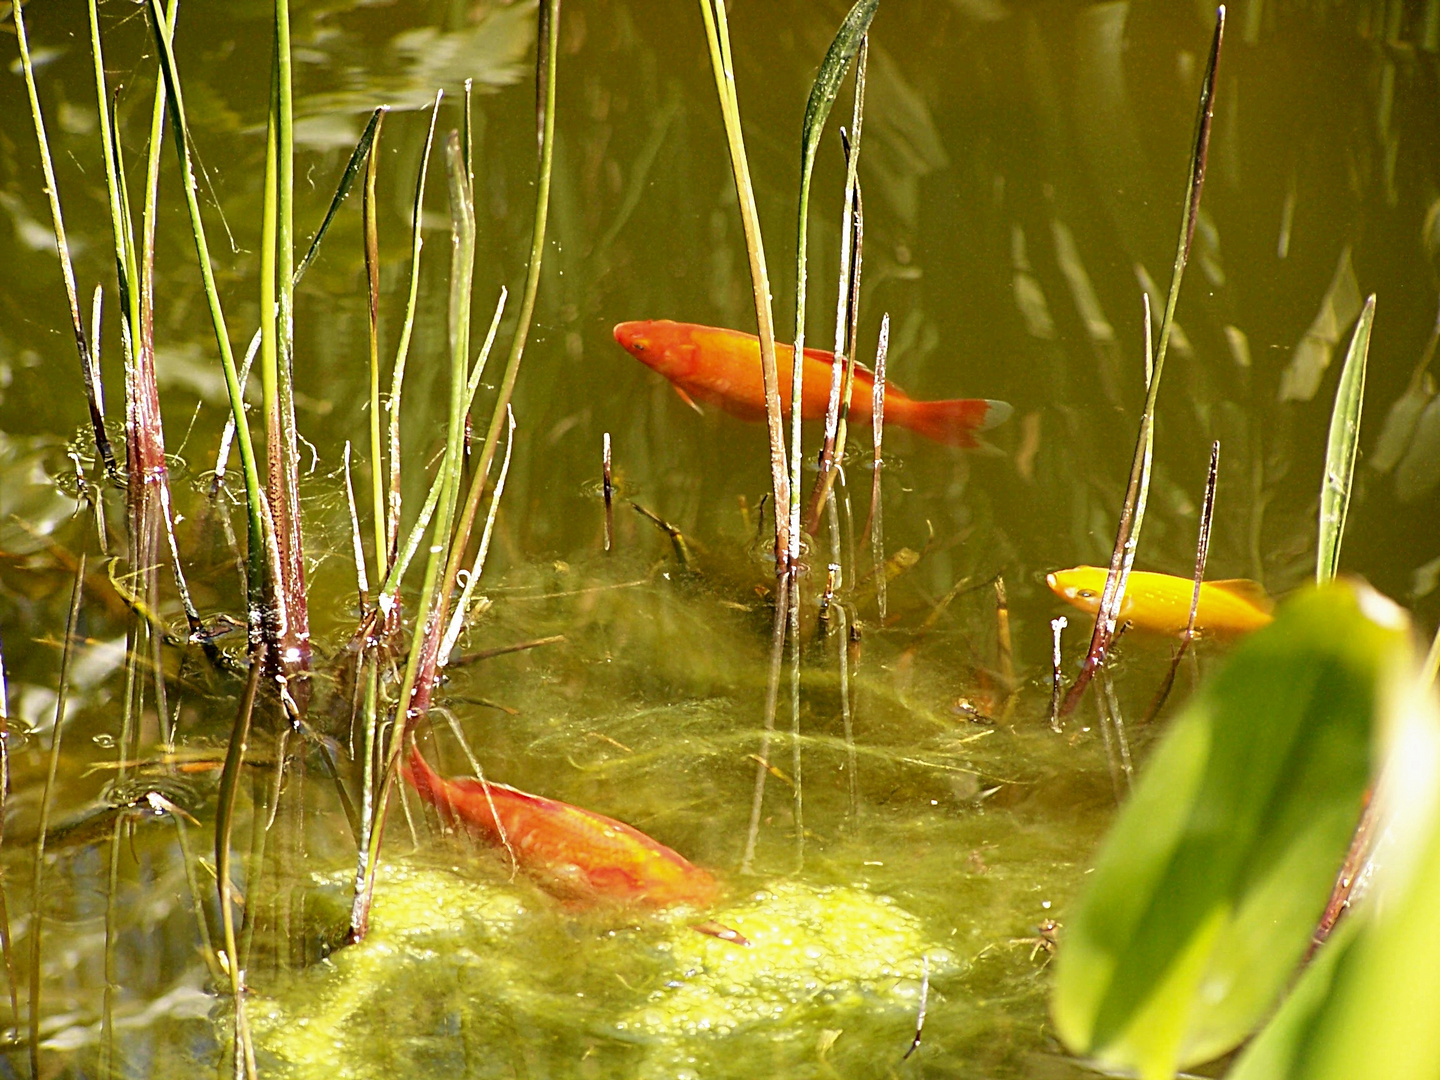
<box><xmin>1049</xmin><ymin>616</ymin><xmax>1067</xmax><ymax>733</ymax></box>
<box><xmin>602</xmin><ymin>432</ymin><xmax>614</xmax><ymax>553</ymax></box>
<box><xmin>449</xmin><ymin>635</ymin><xmax>565</xmax><ymax>670</ymax></box>
<box><xmin>903</xmin><ymin>953</ymin><xmax>930</xmax><ymax>1060</ymax></box>
<box><xmin>866</xmin><ymin>313</ymin><xmax>890</xmax><ymax>620</ymax></box>
<box><xmin>632</xmin><ymin>502</ymin><xmax>696</xmax><ymax>571</ymax></box>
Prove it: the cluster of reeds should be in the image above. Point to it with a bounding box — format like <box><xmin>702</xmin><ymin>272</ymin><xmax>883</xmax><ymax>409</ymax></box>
<box><xmin>9</xmin><ymin>0</ymin><xmax>560</xmax><ymax>1074</ymax></box>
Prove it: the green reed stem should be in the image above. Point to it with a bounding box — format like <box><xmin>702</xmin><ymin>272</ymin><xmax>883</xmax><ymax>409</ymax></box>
<box><xmin>295</xmin><ymin>107</ymin><xmax>385</xmax><ymax>285</ymax></box>
<box><xmin>89</xmin><ymin>0</ymin><xmax>137</xmax><ymax>364</ymax></box>
<box><xmin>14</xmin><ymin>1</ymin><xmax>116</xmax><ymax>478</ymax></box>
<box><xmin>388</xmin><ymin>93</ymin><xmax>443</xmax><ymax>569</ymax></box>
<box><xmin>698</xmin><ymin>0</ymin><xmax>789</xmax><ymax>566</ymax></box>
<box><xmin>146</xmin><ymin>0</ymin><xmax>268</xmax><ymax>641</ymax></box>
<box><xmin>350</xmin><ymin>131</ymin><xmax>476</xmax><ymax>944</ymax></box>
<box><xmin>1318</xmin><ymin>294</ymin><xmax>1375</xmax><ymax>584</ymax></box>
<box><xmin>790</xmin><ymin>0</ymin><xmax>878</xmax><ymax>559</ymax></box>
<box><xmin>364</xmin><ymin>111</ymin><xmax>388</xmax><ymax>591</ymax></box>
<box><xmin>1062</xmin><ymin>6</ymin><xmax>1224</xmax><ymax>717</ymax></box>
<box><xmin>437</xmin><ymin>0</ymin><xmax>558</xmax><ymax>613</ymax></box>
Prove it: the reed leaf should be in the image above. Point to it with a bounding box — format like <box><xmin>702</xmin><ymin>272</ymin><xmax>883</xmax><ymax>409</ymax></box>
<box><xmin>1318</xmin><ymin>295</ymin><xmax>1376</xmax><ymax>585</ymax></box>
<box><xmin>351</xmin><ymin>130</ymin><xmax>476</xmax><ymax>944</ymax></box>
<box><xmin>789</xmin><ymin>0</ymin><xmax>878</xmax><ymax>556</ymax></box>
<box><xmin>1062</xmin><ymin>6</ymin><xmax>1224</xmax><ymax>717</ymax></box>
<box><xmin>146</xmin><ymin>0</ymin><xmax>269</xmax><ymax>638</ymax></box>
<box><xmin>13</xmin><ymin>1</ymin><xmax>117</xmax><ymax>478</ymax></box>
<box><xmin>295</xmin><ymin>107</ymin><xmax>386</xmax><ymax>284</ymax></box>
<box><xmin>698</xmin><ymin>0</ymin><xmax>789</xmax><ymax>564</ymax></box>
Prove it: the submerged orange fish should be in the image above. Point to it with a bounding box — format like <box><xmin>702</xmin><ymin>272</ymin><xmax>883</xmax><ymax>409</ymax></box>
<box><xmin>403</xmin><ymin>745</ymin><xmax>718</xmax><ymax>908</ymax></box>
<box><xmin>1046</xmin><ymin>566</ymin><xmax>1275</xmax><ymax>636</ymax></box>
<box><xmin>613</xmin><ymin>319</ymin><xmax>1011</xmax><ymax>448</ymax></box>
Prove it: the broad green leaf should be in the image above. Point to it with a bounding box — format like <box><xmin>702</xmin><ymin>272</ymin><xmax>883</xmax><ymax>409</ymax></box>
<box><xmin>1225</xmin><ymin>918</ymin><xmax>1366</xmax><ymax>1080</ymax></box>
<box><xmin>1052</xmin><ymin>582</ymin><xmax>1411</xmax><ymax>1079</ymax></box>
<box><xmin>1230</xmin><ymin>660</ymin><xmax>1440</xmax><ymax>1080</ymax></box>
<box><xmin>1317</xmin><ymin>294</ymin><xmax>1374</xmax><ymax>585</ymax></box>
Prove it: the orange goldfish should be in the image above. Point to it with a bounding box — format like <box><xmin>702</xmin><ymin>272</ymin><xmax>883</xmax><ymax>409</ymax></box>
<box><xmin>613</xmin><ymin>320</ymin><xmax>1011</xmax><ymax>448</ymax></box>
<box><xmin>1046</xmin><ymin>566</ymin><xmax>1275</xmax><ymax>636</ymax></box>
<box><xmin>403</xmin><ymin>745</ymin><xmax>717</xmax><ymax>908</ymax></box>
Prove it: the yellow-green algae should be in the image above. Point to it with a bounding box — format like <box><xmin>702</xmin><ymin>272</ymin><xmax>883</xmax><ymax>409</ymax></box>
<box><xmin>249</xmin><ymin>861</ymin><xmax>954</xmax><ymax>1078</ymax></box>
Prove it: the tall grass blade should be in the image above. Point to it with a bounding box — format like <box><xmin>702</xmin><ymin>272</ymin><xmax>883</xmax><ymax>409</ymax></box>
<box><xmin>440</xmin><ymin>405</ymin><xmax>516</xmax><ymax>660</ymax></box>
<box><xmin>350</xmin><ymin>130</ymin><xmax>477</xmax><ymax>944</ymax></box>
<box><xmin>697</xmin><ymin>0</ymin><xmax>789</xmax><ymax>564</ymax></box>
<box><xmin>294</xmin><ymin>107</ymin><xmax>385</xmax><ymax>284</ymax></box>
<box><xmin>426</xmin><ymin>0</ymin><xmax>559</xmax><ymax>693</ymax></box>
<box><xmin>13</xmin><ymin>1</ymin><xmax>117</xmax><ymax>478</ymax></box>
<box><xmin>1061</xmin><ymin>6</ymin><xmax>1224</xmax><ymax>717</ymax></box>
<box><xmin>263</xmin><ymin>0</ymin><xmax>311</xmax><ymax>668</ymax></box>
<box><xmin>790</xmin><ymin>0</ymin><xmax>878</xmax><ymax>557</ymax></box>
<box><xmin>806</xmin><ymin>52</ymin><xmax>870</xmax><ymax>538</ymax></box>
<box><xmin>364</xmin><ymin>110</ymin><xmax>388</xmax><ymax>592</ymax></box>
<box><xmin>1318</xmin><ymin>295</ymin><xmax>1376</xmax><ymax>584</ymax></box>
<box><xmin>388</xmin><ymin>93</ymin><xmax>444</xmax><ymax>574</ymax></box>
<box><xmin>147</xmin><ymin>0</ymin><xmax>269</xmax><ymax>643</ymax></box>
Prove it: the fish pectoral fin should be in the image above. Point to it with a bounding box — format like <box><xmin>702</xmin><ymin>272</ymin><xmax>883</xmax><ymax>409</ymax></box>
<box><xmin>1209</xmin><ymin>578</ymin><xmax>1274</xmax><ymax>612</ymax></box>
<box><xmin>672</xmin><ymin>383</ymin><xmax>705</xmax><ymax>415</ymax></box>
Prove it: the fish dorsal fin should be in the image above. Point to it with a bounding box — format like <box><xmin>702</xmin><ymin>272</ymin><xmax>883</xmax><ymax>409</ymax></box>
<box><xmin>1208</xmin><ymin>578</ymin><xmax>1274</xmax><ymax>612</ymax></box>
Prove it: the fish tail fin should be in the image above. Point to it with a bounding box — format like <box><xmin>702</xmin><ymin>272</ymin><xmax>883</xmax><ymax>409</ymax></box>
<box><xmin>895</xmin><ymin>397</ymin><xmax>1013</xmax><ymax>448</ymax></box>
<box><xmin>403</xmin><ymin>744</ymin><xmax>451</xmax><ymax>815</ymax></box>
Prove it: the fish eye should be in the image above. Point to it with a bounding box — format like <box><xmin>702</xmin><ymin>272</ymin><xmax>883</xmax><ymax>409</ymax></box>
<box><xmin>1077</xmin><ymin>589</ymin><xmax>1096</xmax><ymax>599</ymax></box>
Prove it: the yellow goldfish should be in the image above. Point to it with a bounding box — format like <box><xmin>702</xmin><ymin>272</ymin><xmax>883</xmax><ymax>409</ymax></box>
<box><xmin>1046</xmin><ymin>566</ymin><xmax>1274</xmax><ymax>636</ymax></box>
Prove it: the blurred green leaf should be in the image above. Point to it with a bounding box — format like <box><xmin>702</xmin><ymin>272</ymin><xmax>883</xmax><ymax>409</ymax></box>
<box><xmin>1230</xmin><ymin>656</ymin><xmax>1440</xmax><ymax>1080</ymax></box>
<box><xmin>1317</xmin><ymin>294</ymin><xmax>1374</xmax><ymax>585</ymax></box>
<box><xmin>1052</xmin><ymin>582</ymin><xmax>1410</xmax><ymax>1079</ymax></box>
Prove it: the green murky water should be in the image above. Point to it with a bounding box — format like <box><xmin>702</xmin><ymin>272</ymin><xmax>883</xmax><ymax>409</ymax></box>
<box><xmin>0</xmin><ymin>1</ymin><xmax>1438</xmax><ymax>1076</ymax></box>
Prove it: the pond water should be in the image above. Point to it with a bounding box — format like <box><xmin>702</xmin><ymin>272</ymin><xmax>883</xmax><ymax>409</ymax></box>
<box><xmin>0</xmin><ymin>0</ymin><xmax>1437</xmax><ymax>1077</ymax></box>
